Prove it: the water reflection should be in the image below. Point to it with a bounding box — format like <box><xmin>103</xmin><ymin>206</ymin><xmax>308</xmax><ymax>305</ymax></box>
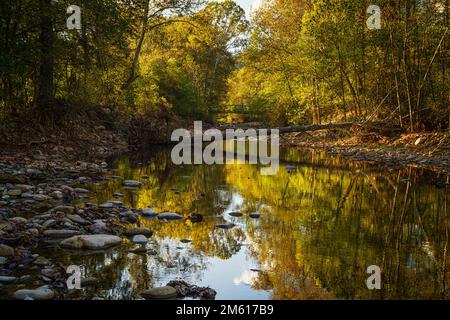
<box><xmin>54</xmin><ymin>147</ymin><xmax>450</xmax><ymax>299</ymax></box>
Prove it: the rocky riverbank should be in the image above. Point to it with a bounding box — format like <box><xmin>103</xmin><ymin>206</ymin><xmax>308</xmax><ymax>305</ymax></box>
<box><xmin>0</xmin><ymin>147</ymin><xmax>216</xmax><ymax>300</ymax></box>
<box><xmin>281</xmin><ymin>130</ymin><xmax>450</xmax><ymax>173</ymax></box>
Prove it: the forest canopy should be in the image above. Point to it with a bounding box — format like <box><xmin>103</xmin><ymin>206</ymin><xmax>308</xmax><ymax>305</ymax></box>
<box><xmin>0</xmin><ymin>0</ymin><xmax>448</xmax><ymax>131</ymax></box>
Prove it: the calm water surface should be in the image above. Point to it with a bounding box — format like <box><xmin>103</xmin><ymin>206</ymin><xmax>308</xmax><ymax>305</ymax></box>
<box><xmin>39</xmin><ymin>147</ymin><xmax>450</xmax><ymax>299</ymax></box>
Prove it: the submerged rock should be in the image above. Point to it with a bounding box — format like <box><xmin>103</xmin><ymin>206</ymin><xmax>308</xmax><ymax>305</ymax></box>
<box><xmin>141</xmin><ymin>286</ymin><xmax>177</xmax><ymax>300</ymax></box>
<box><xmin>157</xmin><ymin>212</ymin><xmax>183</xmax><ymax>221</ymax></box>
<box><xmin>60</xmin><ymin>234</ymin><xmax>123</xmax><ymax>250</ymax></box>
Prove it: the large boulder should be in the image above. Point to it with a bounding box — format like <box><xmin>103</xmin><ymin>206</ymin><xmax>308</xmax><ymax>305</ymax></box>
<box><xmin>60</xmin><ymin>234</ymin><xmax>123</xmax><ymax>250</ymax></box>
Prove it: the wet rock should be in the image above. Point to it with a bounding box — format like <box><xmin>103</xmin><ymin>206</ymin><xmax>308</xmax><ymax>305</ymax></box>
<box><xmin>141</xmin><ymin>208</ymin><xmax>158</xmax><ymax>217</ymax></box>
<box><xmin>60</xmin><ymin>234</ymin><xmax>123</xmax><ymax>250</ymax></box>
<box><xmin>113</xmin><ymin>193</ymin><xmax>124</xmax><ymax>198</ymax></box>
<box><xmin>123</xmin><ymin>227</ymin><xmax>153</xmax><ymax>237</ymax></box>
<box><xmin>157</xmin><ymin>212</ymin><xmax>183</xmax><ymax>221</ymax></box>
<box><xmin>44</xmin><ymin>229</ymin><xmax>81</xmax><ymax>239</ymax></box>
<box><xmin>122</xmin><ymin>180</ymin><xmax>142</xmax><ymax>188</ymax></box>
<box><xmin>228</xmin><ymin>211</ymin><xmax>243</xmax><ymax>217</ymax></box>
<box><xmin>0</xmin><ymin>276</ymin><xmax>17</xmax><ymax>284</ymax></box>
<box><xmin>215</xmin><ymin>223</ymin><xmax>235</xmax><ymax>230</ymax></box>
<box><xmin>141</xmin><ymin>286</ymin><xmax>177</xmax><ymax>300</ymax></box>
<box><xmin>249</xmin><ymin>212</ymin><xmax>261</xmax><ymax>219</ymax></box>
<box><xmin>167</xmin><ymin>280</ymin><xmax>217</xmax><ymax>300</ymax></box>
<box><xmin>0</xmin><ymin>244</ymin><xmax>14</xmax><ymax>256</ymax></box>
<box><xmin>13</xmin><ymin>286</ymin><xmax>55</xmax><ymax>300</ymax></box>
<box><xmin>132</xmin><ymin>235</ymin><xmax>148</xmax><ymax>244</ymax></box>
<box><xmin>0</xmin><ymin>256</ymin><xmax>6</xmax><ymax>264</ymax></box>
<box><xmin>180</xmin><ymin>239</ymin><xmax>192</xmax><ymax>244</ymax></box>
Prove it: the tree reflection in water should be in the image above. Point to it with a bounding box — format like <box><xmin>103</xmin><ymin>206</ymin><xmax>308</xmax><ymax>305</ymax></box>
<box><xmin>49</xmin><ymin>147</ymin><xmax>448</xmax><ymax>300</ymax></box>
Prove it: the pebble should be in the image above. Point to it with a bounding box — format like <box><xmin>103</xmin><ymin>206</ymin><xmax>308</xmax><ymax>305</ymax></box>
<box><xmin>249</xmin><ymin>212</ymin><xmax>261</xmax><ymax>219</ymax></box>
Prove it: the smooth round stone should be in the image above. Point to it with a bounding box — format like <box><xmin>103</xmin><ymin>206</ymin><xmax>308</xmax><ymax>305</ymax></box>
<box><xmin>228</xmin><ymin>211</ymin><xmax>243</xmax><ymax>217</ymax></box>
<box><xmin>113</xmin><ymin>193</ymin><xmax>124</xmax><ymax>198</ymax></box>
<box><xmin>132</xmin><ymin>235</ymin><xmax>148</xmax><ymax>244</ymax></box>
<box><xmin>157</xmin><ymin>212</ymin><xmax>183</xmax><ymax>221</ymax></box>
<box><xmin>123</xmin><ymin>228</ymin><xmax>153</xmax><ymax>237</ymax></box>
<box><xmin>53</xmin><ymin>205</ymin><xmax>75</xmax><ymax>214</ymax></box>
<box><xmin>60</xmin><ymin>234</ymin><xmax>123</xmax><ymax>250</ymax></box>
<box><xmin>141</xmin><ymin>286</ymin><xmax>177</xmax><ymax>300</ymax></box>
<box><xmin>13</xmin><ymin>287</ymin><xmax>55</xmax><ymax>300</ymax></box>
<box><xmin>0</xmin><ymin>256</ymin><xmax>6</xmax><ymax>265</ymax></box>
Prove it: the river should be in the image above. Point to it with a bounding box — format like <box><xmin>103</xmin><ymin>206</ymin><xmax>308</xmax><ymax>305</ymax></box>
<box><xmin>34</xmin><ymin>146</ymin><xmax>450</xmax><ymax>300</ymax></box>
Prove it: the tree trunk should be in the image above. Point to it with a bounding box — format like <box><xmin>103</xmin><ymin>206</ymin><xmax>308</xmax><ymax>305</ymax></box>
<box><xmin>36</xmin><ymin>0</ymin><xmax>54</xmax><ymax>109</ymax></box>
